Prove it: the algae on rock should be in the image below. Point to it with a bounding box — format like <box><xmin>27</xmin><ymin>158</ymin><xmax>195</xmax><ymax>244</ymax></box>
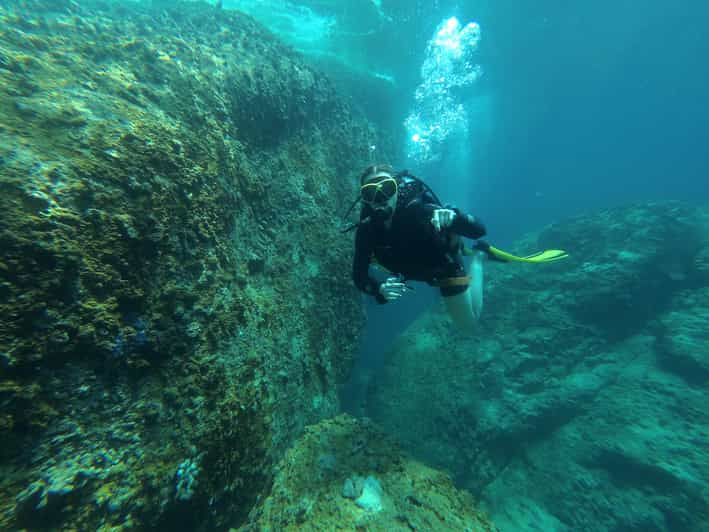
<box><xmin>239</xmin><ymin>415</ymin><xmax>497</xmax><ymax>531</ymax></box>
<box><xmin>366</xmin><ymin>202</ymin><xmax>709</xmax><ymax>531</ymax></box>
<box><xmin>0</xmin><ymin>0</ymin><xmax>381</xmax><ymax>529</ymax></box>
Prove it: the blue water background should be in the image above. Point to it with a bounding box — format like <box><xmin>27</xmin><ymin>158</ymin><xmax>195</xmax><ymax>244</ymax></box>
<box><xmin>472</xmin><ymin>0</ymin><xmax>709</xmax><ymax>243</ymax></box>
<box><xmin>224</xmin><ymin>0</ymin><xmax>709</xmax><ymax>403</ymax></box>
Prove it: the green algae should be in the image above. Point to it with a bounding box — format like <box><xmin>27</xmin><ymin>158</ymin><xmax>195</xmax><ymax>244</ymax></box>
<box><xmin>366</xmin><ymin>201</ymin><xmax>709</xmax><ymax>532</ymax></box>
<box><xmin>239</xmin><ymin>415</ymin><xmax>498</xmax><ymax>531</ymax></box>
<box><xmin>0</xmin><ymin>1</ymin><xmax>382</xmax><ymax>529</ymax></box>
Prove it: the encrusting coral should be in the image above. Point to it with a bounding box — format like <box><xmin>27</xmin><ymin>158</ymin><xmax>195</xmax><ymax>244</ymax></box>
<box><xmin>0</xmin><ymin>0</ymin><xmax>386</xmax><ymax>529</ymax></box>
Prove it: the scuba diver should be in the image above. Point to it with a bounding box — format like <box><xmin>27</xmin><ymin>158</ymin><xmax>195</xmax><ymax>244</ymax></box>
<box><xmin>345</xmin><ymin>164</ymin><xmax>568</xmax><ymax>331</ymax></box>
<box><xmin>347</xmin><ymin>164</ymin><xmax>489</xmax><ymax>330</ymax></box>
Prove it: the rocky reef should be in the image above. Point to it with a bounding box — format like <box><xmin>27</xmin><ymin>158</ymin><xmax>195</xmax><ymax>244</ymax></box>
<box><xmin>0</xmin><ymin>0</ymin><xmax>386</xmax><ymax>529</ymax></box>
<box><xmin>238</xmin><ymin>414</ymin><xmax>496</xmax><ymax>531</ymax></box>
<box><xmin>366</xmin><ymin>202</ymin><xmax>709</xmax><ymax>531</ymax></box>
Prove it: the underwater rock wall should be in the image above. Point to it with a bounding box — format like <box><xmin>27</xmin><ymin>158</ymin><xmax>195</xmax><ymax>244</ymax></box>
<box><xmin>366</xmin><ymin>202</ymin><xmax>709</xmax><ymax>531</ymax></box>
<box><xmin>0</xmin><ymin>1</ymin><xmax>376</xmax><ymax>529</ymax></box>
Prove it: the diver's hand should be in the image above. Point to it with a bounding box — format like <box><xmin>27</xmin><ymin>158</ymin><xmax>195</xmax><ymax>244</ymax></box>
<box><xmin>379</xmin><ymin>277</ymin><xmax>408</xmax><ymax>301</ymax></box>
<box><xmin>431</xmin><ymin>208</ymin><xmax>456</xmax><ymax>232</ymax></box>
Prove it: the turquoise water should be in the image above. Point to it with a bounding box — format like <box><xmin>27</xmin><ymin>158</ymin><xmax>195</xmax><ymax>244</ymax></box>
<box><xmin>240</xmin><ymin>2</ymin><xmax>709</xmax><ymax>531</ymax></box>
<box><xmin>1</xmin><ymin>1</ymin><xmax>707</xmax><ymax>530</ymax></box>
<box><xmin>232</xmin><ymin>0</ymin><xmax>709</xmax><ymax>224</ymax></box>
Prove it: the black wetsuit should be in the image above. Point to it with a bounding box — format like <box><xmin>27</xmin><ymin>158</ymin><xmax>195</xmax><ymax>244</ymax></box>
<box><xmin>352</xmin><ymin>177</ymin><xmax>486</xmax><ymax>303</ymax></box>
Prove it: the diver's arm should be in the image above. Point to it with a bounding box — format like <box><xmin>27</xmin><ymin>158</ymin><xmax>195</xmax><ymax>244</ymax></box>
<box><xmin>450</xmin><ymin>209</ymin><xmax>486</xmax><ymax>239</ymax></box>
<box><xmin>425</xmin><ymin>203</ymin><xmax>487</xmax><ymax>239</ymax></box>
<box><xmin>353</xmin><ymin>228</ymin><xmax>388</xmax><ymax>304</ymax></box>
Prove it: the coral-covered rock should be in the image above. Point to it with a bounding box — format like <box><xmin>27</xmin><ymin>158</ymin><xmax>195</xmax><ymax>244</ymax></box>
<box><xmin>366</xmin><ymin>202</ymin><xmax>709</xmax><ymax>531</ymax></box>
<box><xmin>0</xmin><ymin>0</ymin><xmax>380</xmax><ymax>529</ymax></box>
<box><xmin>239</xmin><ymin>415</ymin><xmax>497</xmax><ymax>531</ymax></box>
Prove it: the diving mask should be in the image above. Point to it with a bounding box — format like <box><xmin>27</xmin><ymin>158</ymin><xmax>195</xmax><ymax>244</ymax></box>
<box><xmin>360</xmin><ymin>175</ymin><xmax>398</xmax><ymax>206</ymax></box>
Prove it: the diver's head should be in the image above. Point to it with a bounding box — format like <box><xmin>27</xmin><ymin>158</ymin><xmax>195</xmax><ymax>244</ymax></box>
<box><xmin>359</xmin><ymin>164</ymin><xmax>398</xmax><ymax>222</ymax></box>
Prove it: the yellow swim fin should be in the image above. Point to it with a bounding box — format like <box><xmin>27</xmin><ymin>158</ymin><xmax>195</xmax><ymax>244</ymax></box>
<box><xmin>464</xmin><ymin>241</ymin><xmax>569</xmax><ymax>263</ymax></box>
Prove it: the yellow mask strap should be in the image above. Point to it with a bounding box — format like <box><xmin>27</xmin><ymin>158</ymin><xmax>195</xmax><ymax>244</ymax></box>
<box><xmin>360</xmin><ymin>177</ymin><xmax>398</xmax><ymax>204</ymax></box>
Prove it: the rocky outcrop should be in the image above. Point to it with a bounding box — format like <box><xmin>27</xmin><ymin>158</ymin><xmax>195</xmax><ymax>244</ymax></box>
<box><xmin>240</xmin><ymin>415</ymin><xmax>497</xmax><ymax>531</ymax></box>
<box><xmin>0</xmin><ymin>1</ymin><xmax>379</xmax><ymax>529</ymax></box>
<box><xmin>366</xmin><ymin>202</ymin><xmax>709</xmax><ymax>531</ymax></box>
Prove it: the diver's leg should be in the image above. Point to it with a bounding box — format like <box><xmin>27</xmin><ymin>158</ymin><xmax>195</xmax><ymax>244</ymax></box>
<box><xmin>442</xmin><ymin>251</ymin><xmax>484</xmax><ymax>330</ymax></box>
<box><xmin>443</xmin><ymin>289</ymin><xmax>475</xmax><ymax>330</ymax></box>
<box><xmin>469</xmin><ymin>249</ymin><xmax>484</xmax><ymax>319</ymax></box>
